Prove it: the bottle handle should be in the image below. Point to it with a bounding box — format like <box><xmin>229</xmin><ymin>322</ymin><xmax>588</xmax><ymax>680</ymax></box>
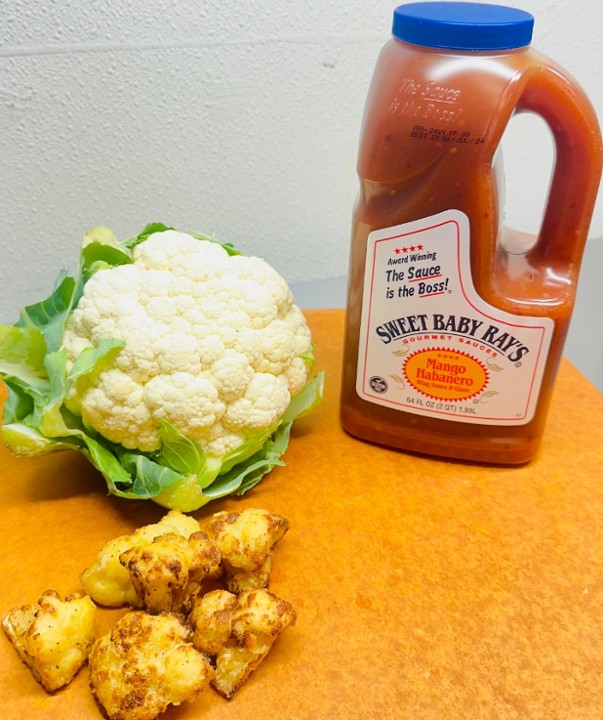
<box><xmin>515</xmin><ymin>61</ymin><xmax>602</xmax><ymax>272</ymax></box>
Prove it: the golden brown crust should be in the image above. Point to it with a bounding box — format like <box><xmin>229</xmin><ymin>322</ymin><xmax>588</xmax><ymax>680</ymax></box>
<box><xmin>189</xmin><ymin>588</ymin><xmax>296</xmax><ymax>699</ymax></box>
<box><xmin>89</xmin><ymin>611</ymin><xmax>214</xmax><ymax>720</ymax></box>
<box><xmin>202</xmin><ymin>508</ymin><xmax>289</xmax><ymax>593</ymax></box>
<box><xmin>2</xmin><ymin>590</ymin><xmax>96</xmax><ymax>692</ymax></box>
<box><xmin>189</xmin><ymin>589</ymin><xmax>239</xmax><ymax>655</ymax></box>
<box><xmin>81</xmin><ymin>509</ymin><xmax>202</xmax><ymax>608</ymax></box>
<box><xmin>119</xmin><ymin>531</ymin><xmax>221</xmax><ymax>614</ymax></box>
<box><xmin>5</xmin><ymin>507</ymin><xmax>296</xmax><ymax>715</ymax></box>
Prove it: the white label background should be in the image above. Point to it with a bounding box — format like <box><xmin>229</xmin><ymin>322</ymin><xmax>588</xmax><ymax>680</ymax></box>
<box><xmin>356</xmin><ymin>210</ymin><xmax>554</xmax><ymax>425</ymax></box>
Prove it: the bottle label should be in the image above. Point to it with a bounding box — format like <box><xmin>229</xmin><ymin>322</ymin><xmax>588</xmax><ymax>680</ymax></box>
<box><xmin>356</xmin><ymin>210</ymin><xmax>554</xmax><ymax>425</ymax></box>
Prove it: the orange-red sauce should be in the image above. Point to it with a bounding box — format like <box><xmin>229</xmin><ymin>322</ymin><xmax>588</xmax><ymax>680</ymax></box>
<box><xmin>340</xmin><ymin>39</ymin><xmax>602</xmax><ymax>464</ymax></box>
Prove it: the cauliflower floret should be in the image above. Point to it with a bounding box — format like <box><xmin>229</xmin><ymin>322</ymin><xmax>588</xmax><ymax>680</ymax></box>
<box><xmin>227</xmin><ymin>255</ymin><xmax>294</xmax><ymax>313</ymax></box>
<box><xmin>142</xmin><ymin>371</ymin><xmax>227</xmax><ymax>440</ymax></box>
<box><xmin>61</xmin><ymin>231</ymin><xmax>314</xmax><ymax>458</ymax></box>
<box><xmin>89</xmin><ymin>610</ymin><xmax>213</xmax><ymax>720</ymax></box>
<box><xmin>150</xmin><ymin>331</ymin><xmax>202</xmax><ymax>376</ymax></box>
<box><xmin>222</xmin><ymin>374</ymin><xmax>290</xmax><ymax>435</ymax></box>
<box><xmin>81</xmin><ymin>509</ymin><xmax>201</xmax><ymax>607</ymax></box>
<box><xmin>98</xmin><ymin>316</ymin><xmax>159</xmax><ymax>380</ymax></box>
<box><xmin>120</xmin><ymin>531</ymin><xmax>221</xmax><ymax>614</ymax></box>
<box><xmin>218</xmin><ymin>271</ymin><xmax>281</xmax><ymax>329</ymax></box>
<box><xmin>2</xmin><ymin>590</ymin><xmax>96</xmax><ymax>692</ymax></box>
<box><xmin>78</xmin><ymin>368</ymin><xmax>156</xmax><ymax>451</ymax></box>
<box><xmin>189</xmin><ymin>588</ymin><xmax>296</xmax><ymax>699</ymax></box>
<box><xmin>286</xmin><ymin>303</ymin><xmax>314</xmax><ymax>352</ymax></box>
<box><xmin>202</xmin><ymin>508</ymin><xmax>289</xmax><ymax>593</ymax></box>
<box><xmin>286</xmin><ymin>356</ymin><xmax>312</xmax><ymax>396</ymax></box>
<box><xmin>210</xmin><ymin>349</ymin><xmax>255</xmax><ymax>402</ymax></box>
<box><xmin>134</xmin><ymin>231</ymin><xmax>230</xmax><ymax>279</ymax></box>
<box><xmin>201</xmin><ymin>421</ymin><xmax>250</xmax><ymax>457</ymax></box>
<box><xmin>195</xmin><ymin>333</ymin><xmax>226</xmax><ymax>366</ymax></box>
<box><xmin>189</xmin><ymin>589</ymin><xmax>238</xmax><ymax>655</ymax></box>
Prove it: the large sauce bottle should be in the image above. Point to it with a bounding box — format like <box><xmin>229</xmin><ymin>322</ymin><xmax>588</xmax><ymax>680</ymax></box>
<box><xmin>340</xmin><ymin>2</ymin><xmax>602</xmax><ymax>464</ymax></box>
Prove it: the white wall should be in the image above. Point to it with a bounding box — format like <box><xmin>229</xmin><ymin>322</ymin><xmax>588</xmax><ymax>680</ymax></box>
<box><xmin>1</xmin><ymin>0</ymin><xmax>602</xmax><ymax>324</ymax></box>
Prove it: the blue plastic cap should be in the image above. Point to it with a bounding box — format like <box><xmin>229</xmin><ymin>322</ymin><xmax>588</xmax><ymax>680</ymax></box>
<box><xmin>392</xmin><ymin>2</ymin><xmax>534</xmax><ymax>51</ymax></box>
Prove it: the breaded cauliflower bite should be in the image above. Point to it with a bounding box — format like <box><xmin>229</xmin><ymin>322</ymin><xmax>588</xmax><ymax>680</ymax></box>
<box><xmin>189</xmin><ymin>588</ymin><xmax>296</xmax><ymax>699</ymax></box>
<box><xmin>89</xmin><ymin>610</ymin><xmax>213</xmax><ymax>720</ymax></box>
<box><xmin>202</xmin><ymin>508</ymin><xmax>289</xmax><ymax>593</ymax></box>
<box><xmin>81</xmin><ymin>509</ymin><xmax>201</xmax><ymax>607</ymax></box>
<box><xmin>2</xmin><ymin>590</ymin><xmax>96</xmax><ymax>691</ymax></box>
<box><xmin>120</xmin><ymin>531</ymin><xmax>221</xmax><ymax>614</ymax></box>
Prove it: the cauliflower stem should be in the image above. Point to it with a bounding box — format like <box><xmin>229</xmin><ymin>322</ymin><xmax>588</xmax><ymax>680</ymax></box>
<box><xmin>0</xmin><ymin>223</ymin><xmax>324</xmax><ymax>510</ymax></box>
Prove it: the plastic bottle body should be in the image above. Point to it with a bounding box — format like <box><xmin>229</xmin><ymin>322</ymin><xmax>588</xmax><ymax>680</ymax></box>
<box><xmin>340</xmin><ymin>36</ymin><xmax>602</xmax><ymax>464</ymax></box>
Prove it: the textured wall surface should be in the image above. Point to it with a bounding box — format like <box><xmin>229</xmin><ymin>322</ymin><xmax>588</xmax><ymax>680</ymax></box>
<box><xmin>1</xmin><ymin>0</ymin><xmax>602</xmax><ymax>321</ymax></box>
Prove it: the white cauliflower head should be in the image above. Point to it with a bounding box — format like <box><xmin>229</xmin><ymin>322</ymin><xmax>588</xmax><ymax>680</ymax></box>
<box><xmin>0</xmin><ymin>223</ymin><xmax>323</xmax><ymax>510</ymax></box>
<box><xmin>62</xmin><ymin>230</ymin><xmax>313</xmax><ymax>457</ymax></box>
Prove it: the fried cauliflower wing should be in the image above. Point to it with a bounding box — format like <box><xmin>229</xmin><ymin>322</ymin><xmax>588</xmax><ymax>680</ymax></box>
<box><xmin>81</xmin><ymin>509</ymin><xmax>201</xmax><ymax>607</ymax></box>
<box><xmin>2</xmin><ymin>589</ymin><xmax>96</xmax><ymax>692</ymax></box>
<box><xmin>120</xmin><ymin>531</ymin><xmax>221</xmax><ymax>614</ymax></box>
<box><xmin>189</xmin><ymin>589</ymin><xmax>238</xmax><ymax>655</ymax></box>
<box><xmin>89</xmin><ymin>610</ymin><xmax>213</xmax><ymax>720</ymax></box>
<box><xmin>202</xmin><ymin>508</ymin><xmax>289</xmax><ymax>593</ymax></box>
<box><xmin>190</xmin><ymin>588</ymin><xmax>296</xmax><ymax>699</ymax></box>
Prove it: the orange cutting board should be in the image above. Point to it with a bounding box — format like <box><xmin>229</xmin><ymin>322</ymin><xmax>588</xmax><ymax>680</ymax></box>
<box><xmin>1</xmin><ymin>308</ymin><xmax>602</xmax><ymax>719</ymax></box>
